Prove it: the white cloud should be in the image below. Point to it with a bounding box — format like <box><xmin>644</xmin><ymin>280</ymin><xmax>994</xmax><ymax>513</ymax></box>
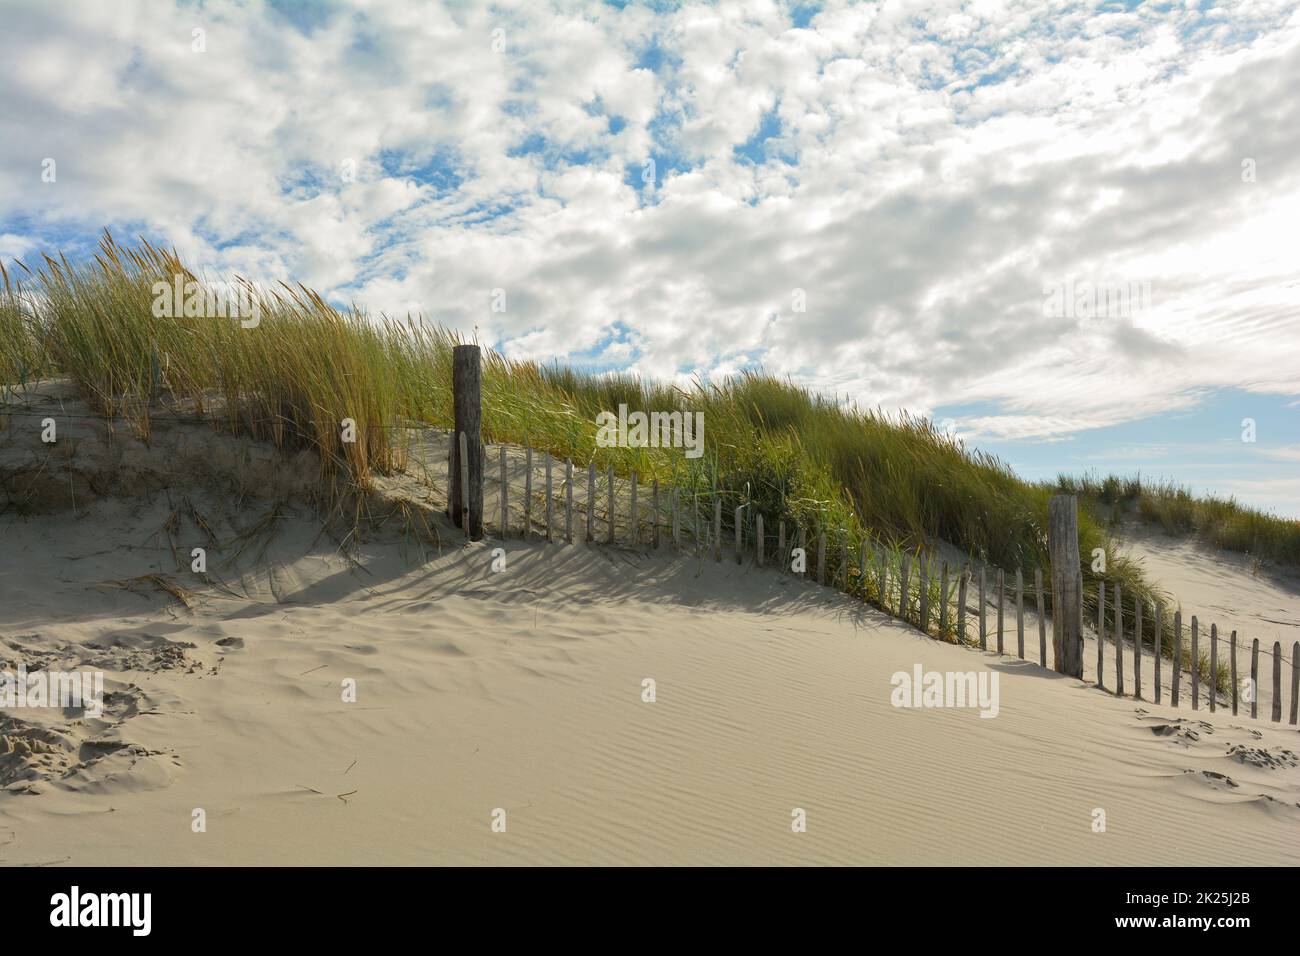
<box><xmin>2</xmin><ymin>0</ymin><xmax>1299</xmax><ymax>448</ymax></box>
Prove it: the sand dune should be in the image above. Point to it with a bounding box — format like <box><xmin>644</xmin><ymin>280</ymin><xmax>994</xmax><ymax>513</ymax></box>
<box><xmin>2</xmin><ymin>499</ymin><xmax>1298</xmax><ymax>865</ymax></box>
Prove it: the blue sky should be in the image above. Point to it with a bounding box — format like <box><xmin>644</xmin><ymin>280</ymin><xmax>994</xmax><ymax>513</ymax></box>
<box><xmin>2</xmin><ymin>0</ymin><xmax>1298</xmax><ymax>514</ymax></box>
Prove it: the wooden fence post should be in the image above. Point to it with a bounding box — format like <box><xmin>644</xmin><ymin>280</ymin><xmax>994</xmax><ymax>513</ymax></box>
<box><xmin>458</xmin><ymin>431</ymin><xmax>470</xmax><ymax>536</ymax></box>
<box><xmin>1048</xmin><ymin>495</ymin><xmax>1083</xmax><ymax>678</ymax></box>
<box><xmin>778</xmin><ymin>520</ymin><xmax>786</xmax><ymax>571</ymax></box>
<box><xmin>1272</xmin><ymin>642</ymin><xmax>1283</xmax><ymax>722</ymax></box>
<box><xmin>450</xmin><ymin>344</ymin><xmax>483</xmax><ymax>540</ymax></box>
<box><xmin>817</xmin><ymin>534</ymin><xmax>826</xmax><ymax>585</ymax></box>
<box><xmin>797</xmin><ymin>527</ymin><xmax>807</xmax><ymax>578</ymax></box>
<box><xmin>755</xmin><ymin>514</ymin><xmax>764</xmax><ymax>567</ymax></box>
<box><xmin>1035</xmin><ymin>568</ymin><xmax>1046</xmax><ymax>666</ymax></box>
<box><xmin>499</xmin><ymin>446</ymin><xmax>508</xmax><ymax>537</ymax></box>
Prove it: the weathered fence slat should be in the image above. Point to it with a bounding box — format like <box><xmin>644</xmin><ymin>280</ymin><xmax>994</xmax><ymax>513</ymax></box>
<box><xmin>523</xmin><ymin>445</ymin><xmax>533</xmax><ymax>540</ymax></box>
<box><xmin>879</xmin><ymin>551</ymin><xmax>888</xmax><ymax>609</ymax></box>
<box><xmin>1172</xmin><ymin>611</ymin><xmax>1182</xmax><ymax>706</ymax></box>
<box><xmin>1097</xmin><ymin>581</ymin><xmax>1106</xmax><ymax>689</ymax></box>
<box><xmin>1134</xmin><ymin>597</ymin><xmax>1142</xmax><ymax>701</ymax></box>
<box><xmin>586</xmin><ymin>462</ymin><xmax>596</xmax><ymax>543</ymax></box>
<box><xmin>735</xmin><ymin>506</ymin><xmax>743</xmax><ymax>565</ymax></box>
<box><xmin>1209</xmin><ymin>623</ymin><xmax>1217</xmax><ymax>713</ymax></box>
<box><xmin>957</xmin><ymin>565</ymin><xmax>968</xmax><ymax>643</ymax></box>
<box><xmin>544</xmin><ymin>452</ymin><xmax>553</xmax><ymax>543</ymax></box>
<box><xmin>940</xmin><ymin>562</ymin><xmax>950</xmax><ymax>636</ymax></box>
<box><xmin>1272</xmin><ymin>642</ymin><xmax>1283</xmax><ymax>723</ymax></box>
<box><xmin>900</xmin><ymin>556</ymin><xmax>911</xmax><ymax>623</ymax></box>
<box><xmin>1230</xmin><ymin>630</ymin><xmax>1238</xmax><ymax>715</ymax></box>
<box><xmin>996</xmin><ymin>568</ymin><xmax>1005</xmax><ymax>654</ymax></box>
<box><xmin>978</xmin><ymin>566</ymin><xmax>987</xmax><ymax>650</ymax></box>
<box><xmin>652</xmin><ymin>479</ymin><xmax>660</xmax><ymax>549</ymax></box>
<box><xmin>1015</xmin><ymin>569</ymin><xmax>1025</xmax><ymax>659</ymax></box>
<box><xmin>672</xmin><ymin>488</ymin><xmax>680</xmax><ymax>549</ymax></box>
<box><xmin>499</xmin><ymin>446</ymin><xmax>508</xmax><ymax>537</ymax></box>
<box><xmin>607</xmin><ymin>467</ymin><xmax>616</xmax><ymax>545</ymax></box>
<box><xmin>778</xmin><ymin>520</ymin><xmax>786</xmax><ymax>571</ymax></box>
<box><xmin>1250</xmin><ymin>638</ymin><xmax>1259</xmax><ymax>719</ymax></box>
<box><xmin>817</xmin><ymin>534</ymin><xmax>827</xmax><ymax>585</ymax></box>
<box><xmin>713</xmin><ymin>500</ymin><xmax>722</xmax><ymax>562</ymax></box>
<box><xmin>1114</xmin><ymin>584</ymin><xmax>1124</xmax><ymax>696</ymax></box>
<box><xmin>1290</xmin><ymin>641</ymin><xmax>1299</xmax><ymax>726</ymax></box>
<box><xmin>1035</xmin><ymin>568</ymin><xmax>1046</xmax><ymax>666</ymax></box>
<box><xmin>841</xmin><ymin>539</ymin><xmax>849</xmax><ymax>590</ymax></box>
<box><xmin>565</xmin><ymin>459</ymin><xmax>574</xmax><ymax>544</ymax></box>
<box><xmin>1191</xmin><ymin>616</ymin><xmax>1199</xmax><ymax>710</ymax></box>
<box><xmin>1154</xmin><ymin>603</ymin><xmax>1163</xmax><ymax>704</ymax></box>
<box><xmin>629</xmin><ymin>471</ymin><xmax>638</xmax><ymax>546</ymax></box>
<box><xmin>754</xmin><ymin>514</ymin><xmax>764</xmax><ymax>567</ymax></box>
<box><xmin>919</xmin><ymin>557</ymin><xmax>930</xmax><ymax>633</ymax></box>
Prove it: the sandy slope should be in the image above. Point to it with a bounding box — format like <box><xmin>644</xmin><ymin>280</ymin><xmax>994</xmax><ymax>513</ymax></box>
<box><xmin>2</xmin><ymin>496</ymin><xmax>1298</xmax><ymax>866</ymax></box>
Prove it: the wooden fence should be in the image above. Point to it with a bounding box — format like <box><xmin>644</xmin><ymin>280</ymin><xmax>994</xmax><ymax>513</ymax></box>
<box><xmin>442</xmin><ymin>427</ymin><xmax>1300</xmax><ymax>729</ymax></box>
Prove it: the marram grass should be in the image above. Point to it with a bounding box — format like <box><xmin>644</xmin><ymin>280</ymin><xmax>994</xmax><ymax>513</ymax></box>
<box><xmin>9</xmin><ymin>233</ymin><xmax>1287</xmax><ymax>692</ymax></box>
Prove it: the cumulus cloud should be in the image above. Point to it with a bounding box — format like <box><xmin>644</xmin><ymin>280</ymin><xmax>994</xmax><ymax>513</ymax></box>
<box><xmin>2</xmin><ymin>0</ymin><xmax>1299</xmax><ymax>442</ymax></box>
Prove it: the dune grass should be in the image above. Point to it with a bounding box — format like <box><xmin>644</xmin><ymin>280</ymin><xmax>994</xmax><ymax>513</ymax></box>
<box><xmin>1053</xmin><ymin>473</ymin><xmax>1300</xmax><ymax>568</ymax></box>
<box><xmin>4</xmin><ymin>232</ymin><xmax>1257</xmax><ymax>690</ymax></box>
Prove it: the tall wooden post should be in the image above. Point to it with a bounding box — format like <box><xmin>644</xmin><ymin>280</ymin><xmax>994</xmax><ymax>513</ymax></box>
<box><xmin>1048</xmin><ymin>495</ymin><xmax>1083</xmax><ymax>678</ymax></box>
<box><xmin>450</xmin><ymin>344</ymin><xmax>483</xmax><ymax>539</ymax></box>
